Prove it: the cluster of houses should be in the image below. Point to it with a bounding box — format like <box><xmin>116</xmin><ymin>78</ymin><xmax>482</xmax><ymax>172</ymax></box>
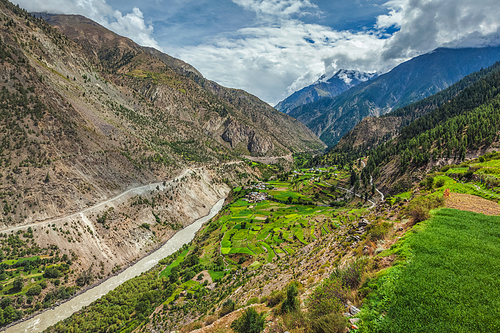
<box><xmin>241</xmin><ymin>182</ymin><xmax>276</xmax><ymax>203</ymax></box>
<box><xmin>243</xmin><ymin>191</ymin><xmax>270</xmax><ymax>203</ymax></box>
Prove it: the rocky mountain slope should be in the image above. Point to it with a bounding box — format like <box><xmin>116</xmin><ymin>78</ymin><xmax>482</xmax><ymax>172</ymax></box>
<box><xmin>0</xmin><ymin>2</ymin><xmax>325</xmax><ymax>234</ymax></box>
<box><xmin>290</xmin><ymin>46</ymin><xmax>500</xmax><ymax>146</ymax></box>
<box><xmin>275</xmin><ymin>69</ymin><xmax>377</xmax><ymax>114</ymax></box>
<box><xmin>0</xmin><ymin>0</ymin><xmax>326</xmax><ymax>322</ymax></box>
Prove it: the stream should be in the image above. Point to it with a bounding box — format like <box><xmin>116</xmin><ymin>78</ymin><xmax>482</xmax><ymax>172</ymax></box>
<box><xmin>3</xmin><ymin>198</ymin><xmax>225</xmax><ymax>333</ymax></box>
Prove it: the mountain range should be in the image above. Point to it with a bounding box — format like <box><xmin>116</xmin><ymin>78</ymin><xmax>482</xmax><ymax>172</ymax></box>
<box><xmin>275</xmin><ymin>69</ymin><xmax>377</xmax><ymax>114</ymax></box>
<box><xmin>285</xmin><ymin>46</ymin><xmax>500</xmax><ymax>146</ymax></box>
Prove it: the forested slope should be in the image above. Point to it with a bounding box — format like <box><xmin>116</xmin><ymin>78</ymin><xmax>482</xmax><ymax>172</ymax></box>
<box><xmin>335</xmin><ymin>61</ymin><xmax>500</xmax><ymax>154</ymax></box>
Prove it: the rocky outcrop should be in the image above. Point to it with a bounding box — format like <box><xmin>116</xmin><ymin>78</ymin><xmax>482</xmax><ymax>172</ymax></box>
<box><xmin>222</xmin><ymin>119</ymin><xmax>274</xmax><ymax>155</ymax></box>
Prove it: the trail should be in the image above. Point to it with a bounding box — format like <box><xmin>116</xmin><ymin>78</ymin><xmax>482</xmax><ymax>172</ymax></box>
<box><xmin>360</xmin><ymin>159</ymin><xmax>384</xmax><ymax>207</ymax></box>
<box><xmin>0</xmin><ymin>161</ymin><xmax>244</xmax><ymax>234</ymax></box>
<box><xmin>0</xmin><ymin>169</ymin><xmax>191</xmax><ymax>234</ymax></box>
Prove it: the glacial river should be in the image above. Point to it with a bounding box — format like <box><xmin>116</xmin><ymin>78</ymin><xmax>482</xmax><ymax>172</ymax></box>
<box><xmin>4</xmin><ymin>198</ymin><xmax>225</xmax><ymax>333</ymax></box>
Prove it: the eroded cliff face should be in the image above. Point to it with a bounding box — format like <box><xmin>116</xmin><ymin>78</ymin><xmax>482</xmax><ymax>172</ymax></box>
<box><xmin>221</xmin><ymin>119</ymin><xmax>274</xmax><ymax>155</ymax></box>
<box><xmin>19</xmin><ymin>164</ymin><xmax>250</xmax><ymax>279</ymax></box>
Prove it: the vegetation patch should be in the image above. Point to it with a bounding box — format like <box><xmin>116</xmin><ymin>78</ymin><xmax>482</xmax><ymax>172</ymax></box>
<box><xmin>361</xmin><ymin>208</ymin><xmax>500</xmax><ymax>332</ymax></box>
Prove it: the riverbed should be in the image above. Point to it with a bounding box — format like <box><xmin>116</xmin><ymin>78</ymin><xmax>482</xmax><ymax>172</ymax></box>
<box><xmin>4</xmin><ymin>198</ymin><xmax>225</xmax><ymax>333</ymax></box>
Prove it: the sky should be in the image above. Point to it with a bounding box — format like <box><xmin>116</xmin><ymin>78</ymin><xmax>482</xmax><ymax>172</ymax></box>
<box><xmin>12</xmin><ymin>0</ymin><xmax>500</xmax><ymax>105</ymax></box>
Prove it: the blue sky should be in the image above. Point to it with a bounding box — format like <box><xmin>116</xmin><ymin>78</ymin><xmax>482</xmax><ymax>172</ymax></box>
<box><xmin>13</xmin><ymin>0</ymin><xmax>500</xmax><ymax>105</ymax></box>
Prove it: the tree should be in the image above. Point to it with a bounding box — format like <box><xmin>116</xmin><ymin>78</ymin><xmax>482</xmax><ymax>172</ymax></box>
<box><xmin>280</xmin><ymin>282</ymin><xmax>299</xmax><ymax>314</ymax></box>
<box><xmin>230</xmin><ymin>307</ymin><xmax>266</xmax><ymax>333</ymax></box>
<box><xmin>13</xmin><ymin>277</ymin><xmax>23</xmax><ymax>290</ymax></box>
<box><xmin>26</xmin><ymin>285</ymin><xmax>42</xmax><ymax>296</ymax></box>
<box><xmin>43</xmin><ymin>267</ymin><xmax>60</xmax><ymax>279</ymax></box>
<box><xmin>44</xmin><ymin>172</ymin><xmax>50</xmax><ymax>183</ymax></box>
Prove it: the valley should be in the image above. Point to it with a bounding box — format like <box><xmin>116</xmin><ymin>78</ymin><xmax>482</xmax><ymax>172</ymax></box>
<box><xmin>0</xmin><ymin>0</ymin><xmax>498</xmax><ymax>332</ymax></box>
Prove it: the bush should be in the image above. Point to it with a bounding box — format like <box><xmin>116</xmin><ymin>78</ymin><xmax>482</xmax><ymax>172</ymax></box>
<box><xmin>26</xmin><ymin>285</ymin><xmax>42</xmax><ymax>296</ymax></box>
<box><xmin>410</xmin><ymin>206</ymin><xmax>430</xmax><ymax>225</ymax></box>
<box><xmin>246</xmin><ymin>297</ymin><xmax>260</xmax><ymax>306</ymax></box>
<box><xmin>408</xmin><ymin>196</ymin><xmax>445</xmax><ymax>226</ymax></box>
<box><xmin>424</xmin><ymin>177</ymin><xmax>434</xmax><ymax>191</ymax></box>
<box><xmin>204</xmin><ymin>314</ymin><xmax>218</xmax><ymax>326</ymax></box>
<box><xmin>440</xmin><ymin>165</ymin><xmax>451</xmax><ymax>172</ymax></box>
<box><xmin>280</xmin><ymin>282</ymin><xmax>299</xmax><ymax>314</ymax></box>
<box><xmin>43</xmin><ymin>267</ymin><xmax>60</xmax><ymax>279</ymax></box>
<box><xmin>220</xmin><ymin>298</ymin><xmax>235</xmax><ymax>317</ymax></box>
<box><xmin>331</xmin><ymin>260</ymin><xmax>365</xmax><ymax>289</ymax></box>
<box><xmin>180</xmin><ymin>321</ymin><xmax>202</xmax><ymax>333</ymax></box>
<box><xmin>310</xmin><ymin>313</ymin><xmax>348</xmax><ymax>333</ymax></box>
<box><xmin>13</xmin><ymin>277</ymin><xmax>24</xmax><ymax>290</ymax></box>
<box><xmin>266</xmin><ymin>290</ymin><xmax>285</xmax><ymax>307</ymax></box>
<box><xmin>367</xmin><ymin>222</ymin><xmax>391</xmax><ymax>242</ymax></box>
<box><xmin>230</xmin><ymin>307</ymin><xmax>266</xmax><ymax>333</ymax></box>
<box><xmin>435</xmin><ymin>178</ymin><xmax>446</xmax><ymax>188</ymax></box>
<box><xmin>282</xmin><ymin>310</ymin><xmax>310</xmax><ymax>332</ymax></box>
<box><xmin>307</xmin><ymin>277</ymin><xmax>347</xmax><ymax>320</ymax></box>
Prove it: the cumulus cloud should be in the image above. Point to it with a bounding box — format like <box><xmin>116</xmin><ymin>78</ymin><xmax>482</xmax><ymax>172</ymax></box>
<box><xmin>11</xmin><ymin>0</ymin><xmax>500</xmax><ymax>105</ymax></box>
<box><xmin>178</xmin><ymin>0</ymin><xmax>500</xmax><ymax>104</ymax></box>
<box><xmin>379</xmin><ymin>0</ymin><xmax>500</xmax><ymax>61</ymax></box>
<box><xmin>12</xmin><ymin>0</ymin><xmax>160</xmax><ymax>49</ymax></box>
<box><xmin>231</xmin><ymin>0</ymin><xmax>318</xmax><ymax>17</ymax></box>
<box><xmin>175</xmin><ymin>19</ymin><xmax>390</xmax><ymax>104</ymax></box>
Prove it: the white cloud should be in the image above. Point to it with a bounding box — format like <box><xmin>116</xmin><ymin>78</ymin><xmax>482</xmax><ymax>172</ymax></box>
<box><xmin>175</xmin><ymin>20</ymin><xmax>390</xmax><ymax>104</ymax></box>
<box><xmin>231</xmin><ymin>0</ymin><xmax>318</xmax><ymax>17</ymax></box>
<box><xmin>176</xmin><ymin>0</ymin><xmax>500</xmax><ymax>105</ymax></box>
<box><xmin>12</xmin><ymin>0</ymin><xmax>161</xmax><ymax>50</ymax></box>
<box><xmin>379</xmin><ymin>0</ymin><xmax>500</xmax><ymax>60</ymax></box>
<box><xmin>11</xmin><ymin>0</ymin><xmax>500</xmax><ymax>106</ymax></box>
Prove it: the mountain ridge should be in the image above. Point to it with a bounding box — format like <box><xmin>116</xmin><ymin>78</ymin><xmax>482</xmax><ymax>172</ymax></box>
<box><xmin>275</xmin><ymin>69</ymin><xmax>377</xmax><ymax>114</ymax></box>
<box><xmin>289</xmin><ymin>46</ymin><xmax>500</xmax><ymax>146</ymax></box>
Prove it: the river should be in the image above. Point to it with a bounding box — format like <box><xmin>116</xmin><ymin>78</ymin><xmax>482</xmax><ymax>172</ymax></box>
<box><xmin>4</xmin><ymin>198</ymin><xmax>225</xmax><ymax>333</ymax></box>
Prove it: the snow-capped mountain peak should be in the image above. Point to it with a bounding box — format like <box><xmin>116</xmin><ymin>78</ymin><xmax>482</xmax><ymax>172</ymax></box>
<box><xmin>317</xmin><ymin>69</ymin><xmax>377</xmax><ymax>86</ymax></box>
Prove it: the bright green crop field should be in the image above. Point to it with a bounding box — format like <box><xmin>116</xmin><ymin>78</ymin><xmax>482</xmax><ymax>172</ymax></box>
<box><xmin>361</xmin><ymin>208</ymin><xmax>500</xmax><ymax>332</ymax></box>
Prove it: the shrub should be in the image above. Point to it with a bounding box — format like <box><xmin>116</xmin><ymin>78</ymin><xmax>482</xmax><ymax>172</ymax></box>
<box><xmin>410</xmin><ymin>206</ymin><xmax>430</xmax><ymax>225</ymax></box>
<box><xmin>424</xmin><ymin>177</ymin><xmax>434</xmax><ymax>190</ymax></box>
<box><xmin>230</xmin><ymin>307</ymin><xmax>266</xmax><ymax>333</ymax></box>
<box><xmin>368</xmin><ymin>222</ymin><xmax>391</xmax><ymax>242</ymax></box>
<box><xmin>220</xmin><ymin>298</ymin><xmax>235</xmax><ymax>317</ymax></box>
<box><xmin>310</xmin><ymin>313</ymin><xmax>348</xmax><ymax>333</ymax></box>
<box><xmin>204</xmin><ymin>314</ymin><xmax>218</xmax><ymax>326</ymax></box>
<box><xmin>440</xmin><ymin>165</ymin><xmax>451</xmax><ymax>172</ymax></box>
<box><xmin>282</xmin><ymin>310</ymin><xmax>310</xmax><ymax>332</ymax></box>
<box><xmin>331</xmin><ymin>260</ymin><xmax>365</xmax><ymax>289</ymax></box>
<box><xmin>43</xmin><ymin>267</ymin><xmax>60</xmax><ymax>279</ymax></box>
<box><xmin>408</xmin><ymin>195</ymin><xmax>445</xmax><ymax>226</ymax></box>
<box><xmin>280</xmin><ymin>282</ymin><xmax>299</xmax><ymax>314</ymax></box>
<box><xmin>266</xmin><ymin>290</ymin><xmax>285</xmax><ymax>307</ymax></box>
<box><xmin>12</xmin><ymin>277</ymin><xmax>23</xmax><ymax>290</ymax></box>
<box><xmin>180</xmin><ymin>321</ymin><xmax>202</xmax><ymax>333</ymax></box>
<box><xmin>307</xmin><ymin>277</ymin><xmax>347</xmax><ymax>320</ymax></box>
<box><xmin>246</xmin><ymin>297</ymin><xmax>260</xmax><ymax>306</ymax></box>
<box><xmin>26</xmin><ymin>285</ymin><xmax>42</xmax><ymax>296</ymax></box>
<box><xmin>435</xmin><ymin>178</ymin><xmax>446</xmax><ymax>188</ymax></box>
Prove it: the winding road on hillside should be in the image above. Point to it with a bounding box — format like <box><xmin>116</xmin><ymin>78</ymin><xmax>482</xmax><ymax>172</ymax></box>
<box><xmin>0</xmin><ymin>161</ymin><xmax>243</xmax><ymax>234</ymax></box>
<box><xmin>335</xmin><ymin>160</ymin><xmax>384</xmax><ymax>209</ymax></box>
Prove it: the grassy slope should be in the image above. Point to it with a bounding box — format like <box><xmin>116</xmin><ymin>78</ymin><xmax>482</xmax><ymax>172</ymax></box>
<box><xmin>361</xmin><ymin>208</ymin><xmax>500</xmax><ymax>332</ymax></box>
